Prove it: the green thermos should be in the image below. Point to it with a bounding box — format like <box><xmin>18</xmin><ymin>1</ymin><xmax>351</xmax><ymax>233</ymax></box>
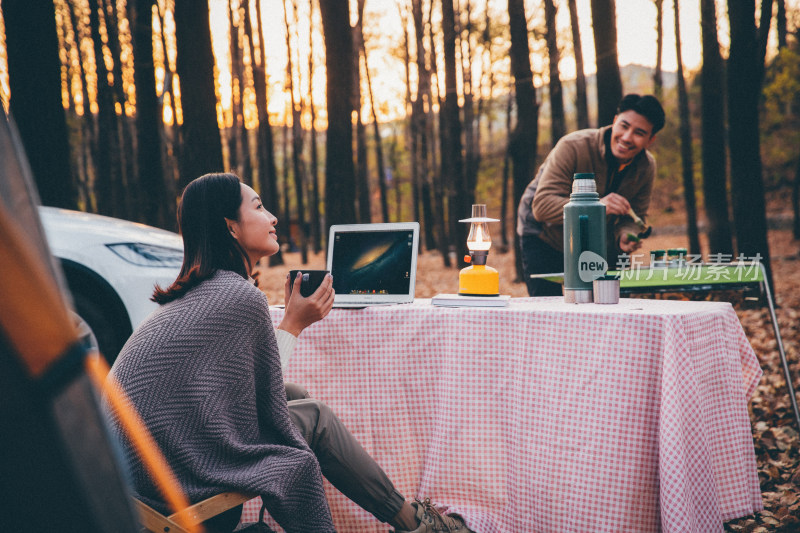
<box><xmin>563</xmin><ymin>173</ymin><xmax>607</xmax><ymax>303</ymax></box>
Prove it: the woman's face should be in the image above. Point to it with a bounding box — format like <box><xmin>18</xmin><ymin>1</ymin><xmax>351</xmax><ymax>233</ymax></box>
<box><xmin>228</xmin><ymin>183</ymin><xmax>280</xmax><ymax>267</ymax></box>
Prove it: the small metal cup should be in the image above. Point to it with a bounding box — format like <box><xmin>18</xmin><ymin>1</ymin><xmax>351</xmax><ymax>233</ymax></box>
<box><xmin>593</xmin><ymin>275</ymin><xmax>620</xmax><ymax>304</ymax></box>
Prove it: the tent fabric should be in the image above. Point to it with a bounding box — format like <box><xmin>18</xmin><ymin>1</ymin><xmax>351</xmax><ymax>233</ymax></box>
<box><xmin>0</xmin><ymin>108</ymin><xmax>141</xmax><ymax>533</ymax></box>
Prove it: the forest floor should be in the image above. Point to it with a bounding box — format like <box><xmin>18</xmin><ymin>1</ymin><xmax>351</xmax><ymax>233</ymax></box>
<box><xmin>255</xmin><ymin>199</ymin><xmax>800</xmax><ymax>532</ymax></box>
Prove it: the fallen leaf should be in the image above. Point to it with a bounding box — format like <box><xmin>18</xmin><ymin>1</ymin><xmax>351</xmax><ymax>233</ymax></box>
<box><xmin>761</xmin><ymin>516</ymin><xmax>781</xmax><ymax>527</ymax></box>
<box><xmin>780</xmin><ymin>514</ymin><xmax>799</xmax><ymax>527</ymax></box>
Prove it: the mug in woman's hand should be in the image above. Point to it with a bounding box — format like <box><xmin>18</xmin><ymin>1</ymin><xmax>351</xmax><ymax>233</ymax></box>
<box><xmin>288</xmin><ymin>270</ymin><xmax>329</xmax><ymax>298</ymax></box>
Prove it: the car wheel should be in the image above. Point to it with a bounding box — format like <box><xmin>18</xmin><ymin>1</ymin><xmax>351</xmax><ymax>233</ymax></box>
<box><xmin>70</xmin><ymin>309</ymin><xmax>99</xmax><ymax>353</ymax></box>
<box><xmin>71</xmin><ymin>291</ymin><xmax>126</xmax><ymax>364</ymax></box>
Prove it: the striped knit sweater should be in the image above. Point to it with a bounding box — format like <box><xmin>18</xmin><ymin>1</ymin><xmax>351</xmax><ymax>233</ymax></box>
<box><xmin>107</xmin><ymin>269</ymin><xmax>335</xmax><ymax>532</ymax></box>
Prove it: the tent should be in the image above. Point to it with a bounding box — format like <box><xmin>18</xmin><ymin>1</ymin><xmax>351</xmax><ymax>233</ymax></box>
<box><xmin>0</xmin><ymin>108</ymin><xmax>140</xmax><ymax>532</ymax></box>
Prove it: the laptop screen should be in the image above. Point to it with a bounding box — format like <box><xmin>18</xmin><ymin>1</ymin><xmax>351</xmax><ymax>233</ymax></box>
<box><xmin>327</xmin><ymin>223</ymin><xmax>420</xmax><ymax>304</ymax></box>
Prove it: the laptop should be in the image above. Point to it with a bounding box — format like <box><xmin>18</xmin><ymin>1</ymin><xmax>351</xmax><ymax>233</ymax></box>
<box><xmin>326</xmin><ymin>222</ymin><xmax>420</xmax><ymax>308</ymax></box>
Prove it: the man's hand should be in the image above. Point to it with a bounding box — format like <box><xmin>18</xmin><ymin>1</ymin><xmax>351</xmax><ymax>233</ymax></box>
<box><xmin>278</xmin><ymin>272</ymin><xmax>335</xmax><ymax>337</ymax></box>
<box><xmin>599</xmin><ymin>193</ymin><xmax>631</xmax><ymax>216</ymax></box>
<box><xmin>618</xmin><ymin>232</ymin><xmax>643</xmax><ymax>254</ymax></box>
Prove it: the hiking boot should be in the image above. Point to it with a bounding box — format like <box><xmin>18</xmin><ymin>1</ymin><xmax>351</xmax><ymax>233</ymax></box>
<box><xmin>397</xmin><ymin>498</ymin><xmax>473</xmax><ymax>533</ymax></box>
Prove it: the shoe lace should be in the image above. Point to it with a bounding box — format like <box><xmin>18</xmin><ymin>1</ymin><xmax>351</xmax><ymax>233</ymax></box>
<box><xmin>415</xmin><ymin>498</ymin><xmax>462</xmax><ymax>532</ymax></box>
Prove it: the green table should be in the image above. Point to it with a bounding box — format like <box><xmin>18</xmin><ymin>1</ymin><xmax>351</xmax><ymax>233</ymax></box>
<box><xmin>611</xmin><ymin>263</ymin><xmax>762</xmax><ymax>291</ymax></box>
<box><xmin>531</xmin><ymin>262</ymin><xmax>799</xmax><ymax>430</ymax></box>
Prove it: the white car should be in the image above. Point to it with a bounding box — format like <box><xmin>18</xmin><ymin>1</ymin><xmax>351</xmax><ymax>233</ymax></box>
<box><xmin>39</xmin><ymin>206</ymin><xmax>183</xmax><ymax>362</ymax></box>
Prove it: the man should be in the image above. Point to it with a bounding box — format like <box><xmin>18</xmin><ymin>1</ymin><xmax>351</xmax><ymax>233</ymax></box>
<box><xmin>516</xmin><ymin>94</ymin><xmax>666</xmax><ymax>296</ymax></box>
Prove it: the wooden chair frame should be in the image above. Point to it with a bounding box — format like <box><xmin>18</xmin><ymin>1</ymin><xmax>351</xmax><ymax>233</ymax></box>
<box><xmin>135</xmin><ymin>492</ymin><xmax>256</xmax><ymax>533</ymax></box>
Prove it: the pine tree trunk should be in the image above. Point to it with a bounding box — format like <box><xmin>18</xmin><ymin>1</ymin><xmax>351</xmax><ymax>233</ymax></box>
<box><xmin>700</xmin><ymin>0</ymin><xmax>733</xmax><ymax>256</ymax></box>
<box><xmin>479</xmin><ymin>3</ymin><xmax>495</xmax><ymax>157</ymax></box>
<box><xmin>308</xmin><ymin>0</ymin><xmax>322</xmax><ymax>252</ymax></box>
<box><xmin>308</xmin><ymin>105</ymin><xmax>322</xmax><ymax>252</ymax></box>
<box><xmin>282</xmin><ymin>118</ymin><xmax>291</xmax><ymax>241</ymax></box>
<box><xmin>131</xmin><ymin>0</ymin><xmax>171</xmax><ymax>229</ymax></box>
<box><xmin>674</xmin><ymin>0</ymin><xmax>700</xmax><ymax>256</ymax></box>
<box><xmin>544</xmin><ymin>0</ymin><xmax>565</xmax><ymax>144</ymax></box>
<box><xmin>362</xmin><ymin>42</ymin><xmax>389</xmax><ymax>223</ymax></box>
<box><xmin>402</xmin><ymin>4</ymin><xmax>421</xmax><ymax>233</ymax></box>
<box><xmin>428</xmin><ymin>0</ymin><xmax>449</xmax><ymax>265</ymax></box>
<box><xmin>507</xmin><ymin>0</ymin><xmax>540</xmax><ymax>281</ymax></box>
<box><xmin>500</xmin><ymin>93</ymin><xmax>513</xmax><ymax>248</ymax></box>
<box><xmin>104</xmin><ymin>0</ymin><xmax>137</xmax><ymax>219</ymax></box>
<box><xmin>727</xmin><ymin>0</ymin><xmax>772</xmax><ymax>282</ymax></box>
<box><xmin>59</xmin><ymin>8</ymin><xmax>83</xmax><ymax>204</ymax></box>
<box><xmin>227</xmin><ymin>1</ymin><xmax>241</xmax><ymax>179</ymax></box>
<box><xmin>67</xmin><ymin>0</ymin><xmax>98</xmax><ymax>212</ymax></box>
<box><xmin>793</xmin><ymin>155</ymin><xmax>800</xmax><ymax>239</ymax></box>
<box><xmin>248</xmin><ymin>0</ymin><xmax>283</xmax><ymax>264</ymax></box>
<box><xmin>758</xmin><ymin>0</ymin><xmax>774</xmax><ymax>84</ymax></box>
<box><xmin>2</xmin><ymin>0</ymin><xmax>77</xmax><ymax>209</ymax></box>
<box><xmin>319</xmin><ymin>0</ymin><xmax>356</xmax><ymax>228</ymax></box>
<box><xmin>283</xmin><ymin>0</ymin><xmax>307</xmax><ymax>263</ymax></box>
<box><xmin>174</xmin><ymin>0</ymin><xmax>224</xmax><ymax>189</ymax></box>
<box><xmin>777</xmin><ymin>0</ymin><xmax>787</xmax><ymax>49</ymax></box>
<box><xmin>460</xmin><ymin>0</ymin><xmax>482</xmax><ymax>215</ymax></box>
<box><xmin>411</xmin><ymin>0</ymin><xmax>437</xmax><ymax>253</ymax></box>
<box><xmin>156</xmin><ymin>1</ymin><xmax>181</xmax><ymax>199</ymax></box>
<box><xmin>353</xmin><ymin>0</ymin><xmax>370</xmax><ymax>224</ymax></box>
<box><xmin>88</xmin><ymin>0</ymin><xmax>124</xmax><ymax>217</ymax></box>
<box><xmin>441</xmin><ymin>0</ymin><xmax>467</xmax><ymax>266</ymax></box>
<box><xmin>590</xmin><ymin>0</ymin><xmax>623</xmax><ymax>126</ymax></box>
<box><xmin>567</xmin><ymin>0</ymin><xmax>589</xmax><ymax>129</ymax></box>
<box><xmin>389</xmin><ymin>129</ymin><xmax>403</xmax><ymax>222</ymax></box>
<box><xmin>653</xmin><ymin>0</ymin><xmax>664</xmax><ymax>99</ymax></box>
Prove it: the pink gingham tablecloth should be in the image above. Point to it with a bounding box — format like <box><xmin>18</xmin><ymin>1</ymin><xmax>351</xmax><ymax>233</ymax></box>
<box><xmin>241</xmin><ymin>297</ymin><xmax>762</xmax><ymax>532</ymax></box>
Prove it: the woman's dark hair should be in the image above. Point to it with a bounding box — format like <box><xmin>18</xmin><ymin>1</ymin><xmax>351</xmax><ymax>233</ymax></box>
<box><xmin>616</xmin><ymin>94</ymin><xmax>666</xmax><ymax>135</ymax></box>
<box><xmin>152</xmin><ymin>173</ymin><xmax>250</xmax><ymax>304</ymax></box>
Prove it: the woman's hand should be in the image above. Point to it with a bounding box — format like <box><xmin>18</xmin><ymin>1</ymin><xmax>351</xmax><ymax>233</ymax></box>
<box><xmin>277</xmin><ymin>272</ymin><xmax>335</xmax><ymax>337</ymax></box>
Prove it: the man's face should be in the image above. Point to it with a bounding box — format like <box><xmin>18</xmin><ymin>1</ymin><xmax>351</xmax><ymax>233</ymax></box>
<box><xmin>609</xmin><ymin>110</ymin><xmax>656</xmax><ymax>163</ymax></box>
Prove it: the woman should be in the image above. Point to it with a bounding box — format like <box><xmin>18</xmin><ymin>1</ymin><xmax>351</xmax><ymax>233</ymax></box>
<box><xmin>107</xmin><ymin>173</ymin><xmax>470</xmax><ymax>533</ymax></box>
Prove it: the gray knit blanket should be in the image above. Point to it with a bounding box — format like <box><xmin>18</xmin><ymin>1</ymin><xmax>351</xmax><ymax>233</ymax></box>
<box><xmin>107</xmin><ymin>270</ymin><xmax>334</xmax><ymax>532</ymax></box>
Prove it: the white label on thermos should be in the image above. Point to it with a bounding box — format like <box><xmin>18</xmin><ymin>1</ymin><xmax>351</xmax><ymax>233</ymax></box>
<box><xmin>578</xmin><ymin>251</ymin><xmax>608</xmax><ymax>282</ymax></box>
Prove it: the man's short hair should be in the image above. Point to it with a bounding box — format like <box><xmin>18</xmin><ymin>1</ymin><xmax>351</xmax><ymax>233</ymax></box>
<box><xmin>616</xmin><ymin>94</ymin><xmax>666</xmax><ymax>135</ymax></box>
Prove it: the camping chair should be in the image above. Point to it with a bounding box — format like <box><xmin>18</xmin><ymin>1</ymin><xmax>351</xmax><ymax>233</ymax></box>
<box><xmin>94</xmin><ymin>352</ymin><xmax>268</xmax><ymax>533</ymax></box>
<box><xmin>134</xmin><ymin>491</ymin><xmax>257</xmax><ymax>533</ymax></box>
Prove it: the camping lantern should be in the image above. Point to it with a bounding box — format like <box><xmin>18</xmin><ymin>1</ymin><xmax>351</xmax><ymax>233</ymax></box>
<box><xmin>458</xmin><ymin>204</ymin><xmax>500</xmax><ymax>296</ymax></box>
